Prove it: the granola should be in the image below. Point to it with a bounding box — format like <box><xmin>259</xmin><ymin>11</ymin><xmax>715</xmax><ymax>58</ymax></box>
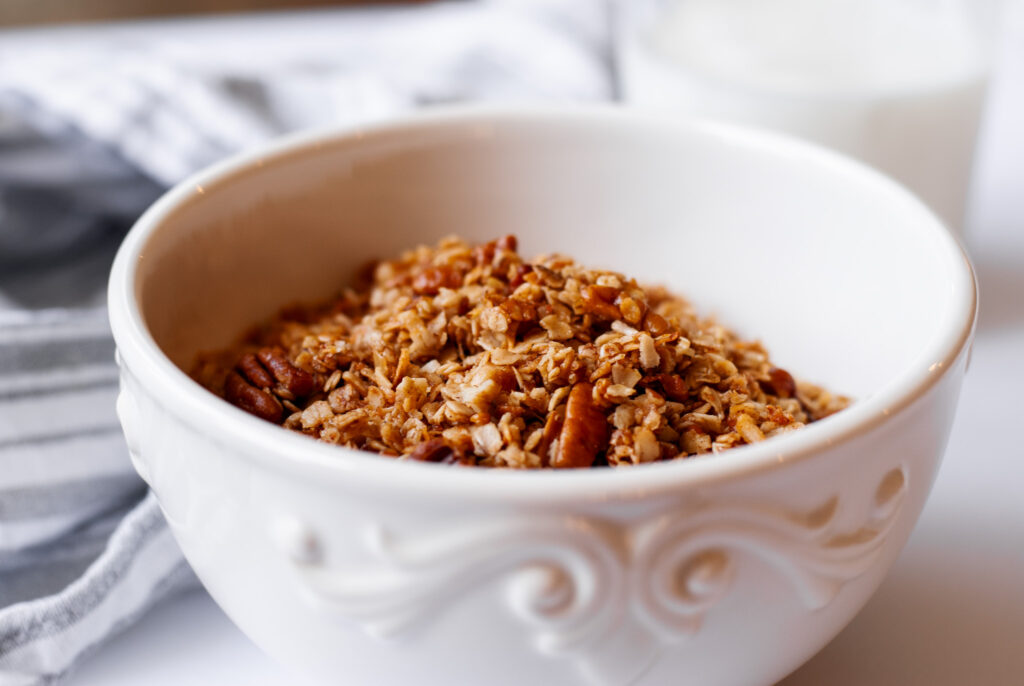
<box><xmin>193</xmin><ymin>236</ymin><xmax>849</xmax><ymax>468</ymax></box>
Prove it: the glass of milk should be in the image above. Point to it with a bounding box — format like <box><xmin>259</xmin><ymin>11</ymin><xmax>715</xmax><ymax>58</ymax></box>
<box><xmin>617</xmin><ymin>0</ymin><xmax>1000</xmax><ymax>232</ymax></box>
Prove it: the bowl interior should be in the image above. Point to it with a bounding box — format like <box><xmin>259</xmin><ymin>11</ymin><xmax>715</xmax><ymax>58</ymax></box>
<box><xmin>133</xmin><ymin>111</ymin><xmax>963</xmax><ymax>402</ymax></box>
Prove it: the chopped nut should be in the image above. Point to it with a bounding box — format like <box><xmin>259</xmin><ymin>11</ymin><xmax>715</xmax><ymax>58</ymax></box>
<box><xmin>412</xmin><ymin>265</ymin><xmax>462</xmax><ymax>295</ymax></box>
<box><xmin>581</xmin><ymin>285</ymin><xmax>622</xmax><ymax>321</ymax></box>
<box><xmin>617</xmin><ymin>296</ymin><xmax>645</xmax><ymax>326</ymax></box>
<box><xmin>408</xmin><ymin>438</ymin><xmax>463</xmax><ymax>464</ymax></box>
<box><xmin>508</xmin><ymin>263</ymin><xmax>532</xmax><ymax>287</ymax></box>
<box><xmin>642</xmin><ymin>311</ymin><xmax>670</xmax><ymax>337</ymax></box>
<box><xmin>496</xmin><ymin>234</ymin><xmax>518</xmax><ymax>252</ymax></box>
<box><xmin>763</xmin><ymin>367</ymin><xmax>798</xmax><ymax>398</ymax></box>
<box><xmin>659</xmin><ymin>374</ymin><xmax>689</xmax><ymax>401</ymax></box>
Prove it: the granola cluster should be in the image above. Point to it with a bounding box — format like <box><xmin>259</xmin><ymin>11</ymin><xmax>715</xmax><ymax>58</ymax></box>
<box><xmin>193</xmin><ymin>236</ymin><xmax>848</xmax><ymax>468</ymax></box>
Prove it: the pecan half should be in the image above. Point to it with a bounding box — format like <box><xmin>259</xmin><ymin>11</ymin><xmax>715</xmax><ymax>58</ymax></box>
<box><xmin>408</xmin><ymin>437</ymin><xmax>466</xmax><ymax>464</ymax></box>
<box><xmin>538</xmin><ymin>406</ymin><xmax>565</xmax><ymax>466</ymax></box>
<box><xmin>257</xmin><ymin>348</ymin><xmax>315</xmax><ymax>397</ymax></box>
<box><xmin>225</xmin><ymin>371</ymin><xmax>283</xmax><ymax>422</ymax></box>
<box><xmin>238</xmin><ymin>352</ymin><xmax>274</xmax><ymax>389</ymax></box>
<box><xmin>552</xmin><ymin>382</ymin><xmax>609</xmax><ymax>468</ymax></box>
<box><xmin>412</xmin><ymin>265</ymin><xmax>462</xmax><ymax>295</ymax></box>
<box><xmin>762</xmin><ymin>367</ymin><xmax>797</xmax><ymax>398</ymax></box>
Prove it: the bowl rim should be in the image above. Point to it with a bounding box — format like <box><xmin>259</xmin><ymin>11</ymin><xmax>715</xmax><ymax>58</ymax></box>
<box><xmin>108</xmin><ymin>105</ymin><xmax>977</xmax><ymax>502</ymax></box>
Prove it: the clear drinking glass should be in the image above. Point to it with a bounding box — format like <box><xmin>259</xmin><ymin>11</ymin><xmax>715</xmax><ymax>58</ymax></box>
<box><xmin>617</xmin><ymin>0</ymin><xmax>1002</xmax><ymax>233</ymax></box>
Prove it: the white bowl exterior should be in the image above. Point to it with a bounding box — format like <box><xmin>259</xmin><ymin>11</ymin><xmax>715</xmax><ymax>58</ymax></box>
<box><xmin>110</xmin><ymin>110</ymin><xmax>975</xmax><ymax>686</ymax></box>
<box><xmin>117</xmin><ymin>356</ymin><xmax>964</xmax><ymax>686</ymax></box>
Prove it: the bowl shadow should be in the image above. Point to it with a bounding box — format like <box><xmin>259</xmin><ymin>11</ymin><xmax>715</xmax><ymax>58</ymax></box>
<box><xmin>780</xmin><ymin>522</ymin><xmax>1024</xmax><ymax>685</ymax></box>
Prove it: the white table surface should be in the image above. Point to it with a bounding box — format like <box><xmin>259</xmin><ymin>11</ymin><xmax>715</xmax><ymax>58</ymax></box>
<box><xmin>66</xmin><ymin>6</ymin><xmax>1024</xmax><ymax>686</ymax></box>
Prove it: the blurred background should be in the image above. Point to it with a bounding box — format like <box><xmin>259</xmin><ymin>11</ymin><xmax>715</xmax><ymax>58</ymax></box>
<box><xmin>2</xmin><ymin>0</ymin><xmax>410</xmax><ymax>25</ymax></box>
<box><xmin>1</xmin><ymin>1</ymin><xmax>1022</xmax><ymax>684</ymax></box>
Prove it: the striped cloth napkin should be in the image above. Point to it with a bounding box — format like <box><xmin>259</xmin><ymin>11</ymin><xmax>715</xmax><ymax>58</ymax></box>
<box><xmin>0</xmin><ymin>1</ymin><xmax>612</xmax><ymax>683</ymax></box>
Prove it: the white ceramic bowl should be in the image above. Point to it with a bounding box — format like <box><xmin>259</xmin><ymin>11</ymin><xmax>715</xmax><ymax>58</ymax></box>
<box><xmin>109</xmin><ymin>108</ymin><xmax>975</xmax><ymax>686</ymax></box>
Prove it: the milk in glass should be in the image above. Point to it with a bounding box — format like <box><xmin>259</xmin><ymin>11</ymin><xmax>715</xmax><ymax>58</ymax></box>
<box><xmin>620</xmin><ymin>0</ymin><xmax>995</xmax><ymax>230</ymax></box>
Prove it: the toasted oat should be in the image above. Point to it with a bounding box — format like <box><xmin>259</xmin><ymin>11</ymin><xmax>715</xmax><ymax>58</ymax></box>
<box><xmin>193</xmin><ymin>235</ymin><xmax>849</xmax><ymax>468</ymax></box>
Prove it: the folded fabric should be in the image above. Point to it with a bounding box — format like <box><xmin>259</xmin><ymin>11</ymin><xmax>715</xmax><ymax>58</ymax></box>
<box><xmin>0</xmin><ymin>2</ymin><xmax>613</xmax><ymax>683</ymax></box>
<box><xmin>0</xmin><ymin>494</ymin><xmax>194</xmax><ymax>686</ymax></box>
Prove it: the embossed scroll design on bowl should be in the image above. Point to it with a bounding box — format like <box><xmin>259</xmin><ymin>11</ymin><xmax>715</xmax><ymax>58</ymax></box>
<box><xmin>273</xmin><ymin>468</ymin><xmax>907</xmax><ymax>686</ymax></box>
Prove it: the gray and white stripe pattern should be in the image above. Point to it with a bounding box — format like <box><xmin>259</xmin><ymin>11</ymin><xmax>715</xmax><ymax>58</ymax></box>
<box><xmin>0</xmin><ymin>495</ymin><xmax>195</xmax><ymax>686</ymax></box>
<box><xmin>0</xmin><ymin>307</ymin><xmax>198</xmax><ymax>686</ymax></box>
<box><xmin>0</xmin><ymin>1</ymin><xmax>612</xmax><ymax>683</ymax></box>
<box><xmin>0</xmin><ymin>310</ymin><xmax>137</xmax><ymax>554</ymax></box>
